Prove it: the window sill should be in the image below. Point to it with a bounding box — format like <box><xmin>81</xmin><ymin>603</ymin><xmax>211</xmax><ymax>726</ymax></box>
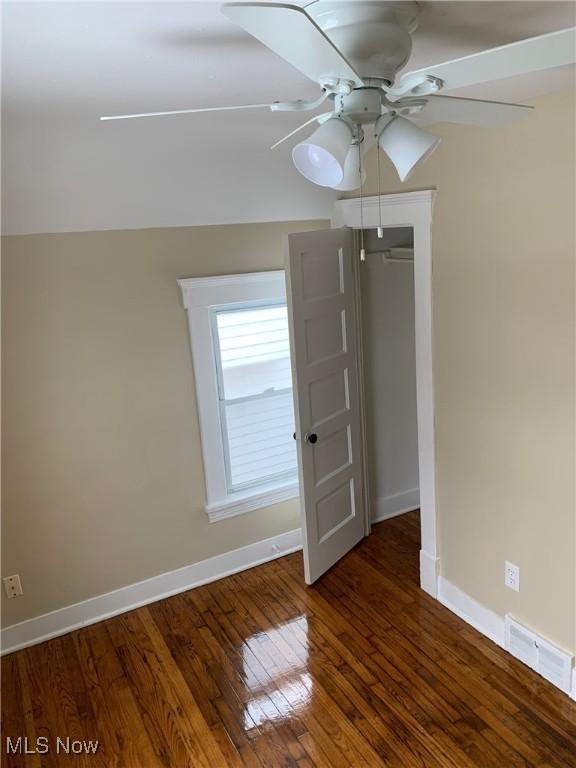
<box><xmin>206</xmin><ymin>480</ymin><xmax>299</xmax><ymax>523</ymax></box>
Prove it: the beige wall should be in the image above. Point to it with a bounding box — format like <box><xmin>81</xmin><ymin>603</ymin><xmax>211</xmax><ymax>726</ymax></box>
<box><xmin>1</xmin><ymin>220</ymin><xmax>327</xmax><ymax>627</ymax></box>
<box><xmin>352</xmin><ymin>87</ymin><xmax>576</xmax><ymax>652</ymax></box>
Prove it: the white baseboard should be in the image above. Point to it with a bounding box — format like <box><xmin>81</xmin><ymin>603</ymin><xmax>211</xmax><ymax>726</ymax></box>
<box><xmin>438</xmin><ymin>576</ymin><xmax>505</xmax><ymax>648</ymax></box>
<box><xmin>1</xmin><ymin>528</ymin><xmax>303</xmax><ymax>656</ymax></box>
<box><xmin>372</xmin><ymin>488</ymin><xmax>420</xmax><ymax>523</ymax></box>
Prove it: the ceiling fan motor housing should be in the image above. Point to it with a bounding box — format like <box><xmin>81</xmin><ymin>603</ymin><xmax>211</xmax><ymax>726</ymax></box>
<box><xmin>334</xmin><ymin>88</ymin><xmax>384</xmax><ymax>124</ymax></box>
<box><xmin>308</xmin><ymin>1</ymin><xmax>419</xmax><ymax>83</ymax></box>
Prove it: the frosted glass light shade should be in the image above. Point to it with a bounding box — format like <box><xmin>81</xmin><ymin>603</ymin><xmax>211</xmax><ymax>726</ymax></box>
<box><xmin>292</xmin><ymin>118</ymin><xmax>353</xmax><ymax>187</ymax></box>
<box><xmin>377</xmin><ymin>115</ymin><xmax>441</xmax><ymax>182</ymax></box>
<box><xmin>333</xmin><ymin>144</ymin><xmax>367</xmax><ymax>191</ymax></box>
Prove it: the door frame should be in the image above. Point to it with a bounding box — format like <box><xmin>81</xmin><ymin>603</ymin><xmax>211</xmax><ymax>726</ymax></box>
<box><xmin>332</xmin><ymin>190</ymin><xmax>439</xmax><ymax>597</ymax></box>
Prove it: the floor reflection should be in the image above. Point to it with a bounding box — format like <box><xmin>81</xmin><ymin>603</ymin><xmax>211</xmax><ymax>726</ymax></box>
<box><xmin>241</xmin><ymin>615</ymin><xmax>312</xmax><ymax>730</ymax></box>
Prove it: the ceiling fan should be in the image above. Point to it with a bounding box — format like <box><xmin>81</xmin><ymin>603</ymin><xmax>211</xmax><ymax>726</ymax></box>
<box><xmin>101</xmin><ymin>2</ymin><xmax>576</xmax><ymax>190</ymax></box>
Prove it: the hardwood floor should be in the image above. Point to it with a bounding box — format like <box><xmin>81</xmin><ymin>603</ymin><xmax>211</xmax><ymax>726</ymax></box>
<box><xmin>2</xmin><ymin>511</ymin><xmax>576</xmax><ymax>767</ymax></box>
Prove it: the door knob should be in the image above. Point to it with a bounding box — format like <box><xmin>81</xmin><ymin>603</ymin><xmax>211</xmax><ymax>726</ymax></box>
<box><xmin>304</xmin><ymin>432</ymin><xmax>318</xmax><ymax>444</ymax></box>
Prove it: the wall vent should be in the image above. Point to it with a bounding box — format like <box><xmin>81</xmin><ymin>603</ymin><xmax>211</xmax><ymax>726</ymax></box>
<box><xmin>505</xmin><ymin>615</ymin><xmax>574</xmax><ymax>694</ymax></box>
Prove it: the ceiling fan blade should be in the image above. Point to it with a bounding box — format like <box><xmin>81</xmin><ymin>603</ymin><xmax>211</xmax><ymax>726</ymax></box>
<box><xmin>100</xmin><ymin>102</ymin><xmax>273</xmax><ymax>121</ymax></box>
<box><xmin>399</xmin><ymin>27</ymin><xmax>576</xmax><ymax>93</ymax></box>
<box><xmin>221</xmin><ymin>3</ymin><xmax>363</xmax><ymax>88</ymax></box>
<box><xmin>402</xmin><ymin>95</ymin><xmax>533</xmax><ymax>128</ymax></box>
<box><xmin>270</xmin><ymin>112</ymin><xmax>332</xmax><ymax>149</ymax></box>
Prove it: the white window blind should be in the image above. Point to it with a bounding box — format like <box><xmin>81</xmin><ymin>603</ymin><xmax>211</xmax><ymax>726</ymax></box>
<box><xmin>212</xmin><ymin>303</ymin><xmax>298</xmax><ymax>493</ymax></box>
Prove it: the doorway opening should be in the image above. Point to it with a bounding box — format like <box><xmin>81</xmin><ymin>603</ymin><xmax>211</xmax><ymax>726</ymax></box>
<box><xmin>357</xmin><ymin>227</ymin><xmax>420</xmax><ymax>527</ymax></box>
<box><xmin>336</xmin><ymin>192</ymin><xmax>437</xmax><ymax>596</ymax></box>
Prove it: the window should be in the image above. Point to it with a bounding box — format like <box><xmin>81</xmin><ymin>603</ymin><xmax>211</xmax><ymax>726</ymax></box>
<box><xmin>179</xmin><ymin>272</ymin><xmax>299</xmax><ymax>522</ymax></box>
<box><xmin>212</xmin><ymin>303</ymin><xmax>297</xmax><ymax>493</ymax></box>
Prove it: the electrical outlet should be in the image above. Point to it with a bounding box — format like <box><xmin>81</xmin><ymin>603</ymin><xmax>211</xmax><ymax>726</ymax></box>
<box><xmin>3</xmin><ymin>574</ymin><xmax>23</xmax><ymax>598</ymax></box>
<box><xmin>505</xmin><ymin>561</ymin><xmax>520</xmax><ymax>592</ymax></box>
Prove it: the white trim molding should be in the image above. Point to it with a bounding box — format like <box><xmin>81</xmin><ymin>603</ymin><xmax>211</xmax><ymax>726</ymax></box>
<box><xmin>372</xmin><ymin>488</ymin><xmax>420</xmax><ymax>523</ymax></box>
<box><xmin>438</xmin><ymin>576</ymin><xmax>505</xmax><ymax>648</ymax></box>
<box><xmin>334</xmin><ymin>190</ymin><xmax>439</xmax><ymax>596</ymax></box>
<box><xmin>179</xmin><ymin>271</ymin><xmax>288</xmax><ymax>307</ymax></box>
<box><xmin>332</xmin><ymin>190</ymin><xmax>436</xmax><ymax>228</ymax></box>
<box><xmin>420</xmin><ymin>551</ymin><xmax>440</xmax><ymax>599</ymax></box>
<box><xmin>1</xmin><ymin>528</ymin><xmax>303</xmax><ymax>656</ymax></box>
<box><xmin>207</xmin><ymin>482</ymin><xmax>299</xmax><ymax>522</ymax></box>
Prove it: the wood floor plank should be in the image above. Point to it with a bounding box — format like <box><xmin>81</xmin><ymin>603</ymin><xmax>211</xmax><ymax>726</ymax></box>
<box><xmin>1</xmin><ymin>652</ymin><xmax>36</xmax><ymax>768</ymax></box>
<box><xmin>17</xmin><ymin>642</ymin><xmax>69</xmax><ymax>768</ymax></box>
<box><xmin>72</xmin><ymin>622</ymin><xmax>164</xmax><ymax>768</ymax></box>
<box><xmin>2</xmin><ymin>511</ymin><xmax>575</xmax><ymax>767</ymax></box>
<box><xmin>231</xmin><ymin>571</ymin><xmax>400</xmax><ymax>767</ymax></box>
<box><xmin>107</xmin><ymin>609</ymin><xmax>226</xmax><ymax>767</ymax></box>
<box><xmin>201</xmin><ymin>573</ymin><xmax>386</xmax><ymax>767</ymax></box>
<box><xmin>15</xmin><ymin>655</ymin><xmax>42</xmax><ymax>768</ymax></box>
<box><xmin>241</xmin><ymin>558</ymin><xmax>467</xmax><ymax>768</ymax></box>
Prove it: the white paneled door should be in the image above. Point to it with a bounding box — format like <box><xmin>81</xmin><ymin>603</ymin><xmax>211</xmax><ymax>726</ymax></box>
<box><xmin>286</xmin><ymin>228</ymin><xmax>366</xmax><ymax>584</ymax></box>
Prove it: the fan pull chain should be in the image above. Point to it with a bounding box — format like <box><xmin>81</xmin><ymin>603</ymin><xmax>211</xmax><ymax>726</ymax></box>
<box><xmin>359</xmin><ymin>137</ymin><xmax>365</xmax><ymax>261</ymax></box>
<box><xmin>377</xmin><ymin>145</ymin><xmax>383</xmax><ymax>239</ymax></box>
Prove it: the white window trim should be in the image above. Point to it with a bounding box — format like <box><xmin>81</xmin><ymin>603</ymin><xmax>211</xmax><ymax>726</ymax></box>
<box><xmin>178</xmin><ymin>271</ymin><xmax>299</xmax><ymax>522</ymax></box>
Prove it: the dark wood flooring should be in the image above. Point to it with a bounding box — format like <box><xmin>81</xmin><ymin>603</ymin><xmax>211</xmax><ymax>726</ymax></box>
<box><xmin>2</xmin><ymin>511</ymin><xmax>576</xmax><ymax>767</ymax></box>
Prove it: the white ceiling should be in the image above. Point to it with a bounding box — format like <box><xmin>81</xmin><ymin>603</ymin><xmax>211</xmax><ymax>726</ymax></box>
<box><xmin>2</xmin><ymin>1</ymin><xmax>575</xmax><ymax>235</ymax></box>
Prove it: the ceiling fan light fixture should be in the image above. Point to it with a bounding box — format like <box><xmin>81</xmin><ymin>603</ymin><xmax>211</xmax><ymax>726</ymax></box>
<box><xmin>376</xmin><ymin>115</ymin><xmax>441</xmax><ymax>182</ymax></box>
<box><xmin>333</xmin><ymin>142</ymin><xmax>367</xmax><ymax>191</ymax></box>
<box><xmin>292</xmin><ymin>117</ymin><xmax>353</xmax><ymax>187</ymax></box>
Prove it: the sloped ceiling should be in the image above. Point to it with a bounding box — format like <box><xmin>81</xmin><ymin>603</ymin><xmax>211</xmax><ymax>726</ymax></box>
<box><xmin>2</xmin><ymin>1</ymin><xmax>574</xmax><ymax>235</ymax></box>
